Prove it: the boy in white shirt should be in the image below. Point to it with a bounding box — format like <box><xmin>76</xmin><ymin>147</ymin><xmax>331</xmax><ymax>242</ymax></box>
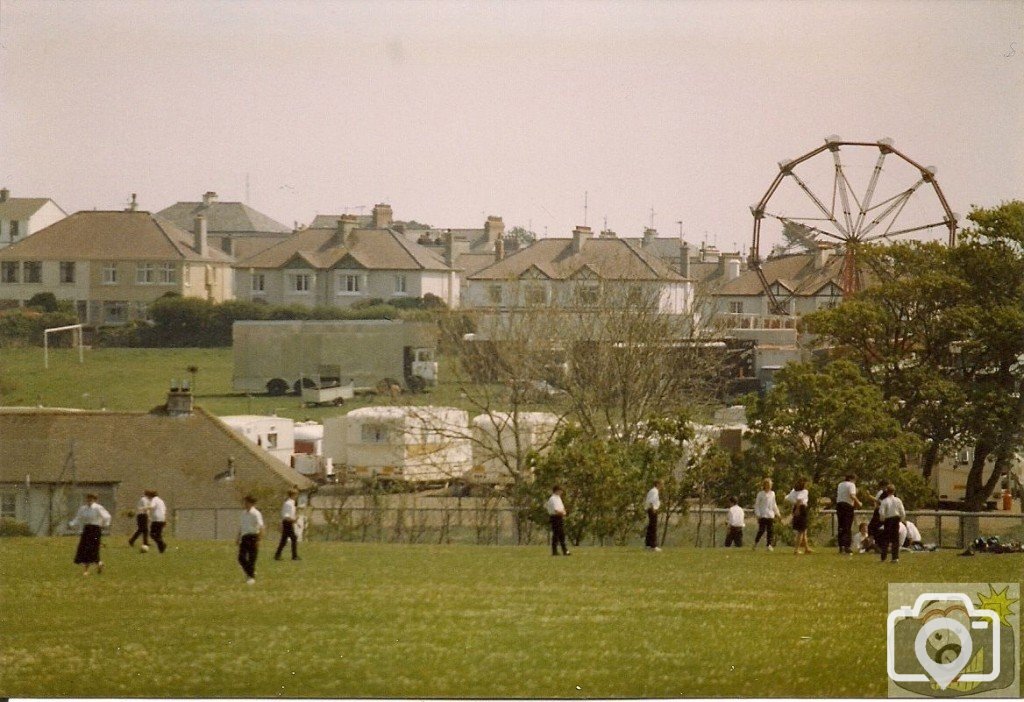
<box><xmin>644</xmin><ymin>480</ymin><xmax>662</xmax><ymax>551</ymax></box>
<box><xmin>753</xmin><ymin>478</ymin><xmax>781</xmax><ymax>551</ymax></box>
<box><xmin>724</xmin><ymin>495</ymin><xmax>745</xmax><ymax>547</ymax></box>
<box><xmin>544</xmin><ymin>485</ymin><xmax>570</xmax><ymax>556</ymax></box>
<box><xmin>237</xmin><ymin>495</ymin><xmax>265</xmax><ymax>584</ymax></box>
<box><xmin>274</xmin><ymin>489</ymin><xmax>300</xmax><ymax>561</ymax></box>
<box><xmin>128</xmin><ymin>491</ymin><xmax>151</xmax><ymax>551</ymax></box>
<box><xmin>877</xmin><ymin>484</ymin><xmax>906</xmax><ymax>563</ymax></box>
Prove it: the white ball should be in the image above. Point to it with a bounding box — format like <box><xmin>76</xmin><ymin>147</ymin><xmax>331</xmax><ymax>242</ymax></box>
<box><xmin>140</xmin><ymin>545</ymin><xmax>149</xmax><ymax>553</ymax></box>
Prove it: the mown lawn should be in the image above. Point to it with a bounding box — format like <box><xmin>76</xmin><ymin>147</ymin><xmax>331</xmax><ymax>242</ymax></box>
<box><xmin>0</xmin><ymin>539</ymin><xmax>1020</xmax><ymax>698</ymax></box>
<box><xmin>0</xmin><ymin>347</ymin><xmax>492</xmax><ymax>421</ymax></box>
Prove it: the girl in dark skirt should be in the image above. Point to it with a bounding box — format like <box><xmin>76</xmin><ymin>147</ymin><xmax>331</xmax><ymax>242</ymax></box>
<box><xmin>785</xmin><ymin>477</ymin><xmax>813</xmax><ymax>555</ymax></box>
<box><xmin>70</xmin><ymin>493</ymin><xmax>112</xmax><ymax>576</ymax></box>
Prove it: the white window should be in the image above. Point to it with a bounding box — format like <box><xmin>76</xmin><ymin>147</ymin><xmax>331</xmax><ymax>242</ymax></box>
<box><xmin>361</xmin><ymin>424</ymin><xmax>390</xmax><ymax>444</ymax></box>
<box><xmin>291</xmin><ymin>274</ymin><xmax>312</xmax><ymax>292</ymax></box>
<box><xmin>394</xmin><ymin>274</ymin><xmax>407</xmax><ymax>294</ymax></box>
<box><xmin>102</xmin><ymin>263</ymin><xmax>118</xmax><ymax>284</ymax></box>
<box><xmin>729</xmin><ymin>301</ymin><xmax>744</xmax><ymax>314</ymax></box>
<box><xmin>487</xmin><ymin>285</ymin><xmax>502</xmax><ymax>304</ymax></box>
<box><xmin>0</xmin><ymin>492</ymin><xmax>16</xmax><ymax>519</ymax></box>
<box><xmin>9</xmin><ymin>221</ymin><xmax>20</xmax><ymax>241</ymax></box>
<box><xmin>22</xmin><ymin>261</ymin><xmax>41</xmax><ymax>283</ymax></box>
<box><xmin>59</xmin><ymin>261</ymin><xmax>76</xmax><ymax>284</ymax></box>
<box><xmin>1</xmin><ymin>261</ymin><xmax>19</xmax><ymax>283</ymax></box>
<box><xmin>524</xmin><ymin>284</ymin><xmax>547</xmax><ymax>306</ymax></box>
<box><xmin>136</xmin><ymin>263</ymin><xmax>155</xmax><ymax>284</ymax></box>
<box><xmin>158</xmin><ymin>263</ymin><xmax>177</xmax><ymax>284</ymax></box>
<box><xmin>575</xmin><ymin>284</ymin><xmax>599</xmax><ymax>306</ymax></box>
<box><xmin>103</xmin><ymin>301</ymin><xmax>128</xmax><ymax>323</ymax></box>
<box><xmin>340</xmin><ymin>274</ymin><xmax>362</xmax><ymax>293</ymax></box>
<box><xmin>251</xmin><ymin>273</ymin><xmax>266</xmax><ymax>293</ymax></box>
<box><xmin>266</xmin><ymin>432</ymin><xmax>278</xmax><ymax>449</ymax></box>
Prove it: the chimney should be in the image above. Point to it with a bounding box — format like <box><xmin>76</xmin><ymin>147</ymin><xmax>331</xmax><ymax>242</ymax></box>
<box><xmin>202</xmin><ymin>191</ymin><xmax>218</xmax><ymax>207</ymax></box>
<box><xmin>336</xmin><ymin>214</ymin><xmax>359</xmax><ymax>244</ymax></box>
<box><xmin>166</xmin><ymin>381</ymin><xmax>194</xmax><ymax>417</ymax></box>
<box><xmin>679</xmin><ymin>241</ymin><xmax>691</xmax><ymax>278</ymax></box>
<box><xmin>813</xmin><ymin>245</ymin><xmax>826</xmax><ymax>270</ymax></box>
<box><xmin>193</xmin><ymin>214</ymin><xmax>209</xmax><ymax>257</ymax></box>
<box><xmin>726</xmin><ymin>255</ymin><xmax>741</xmax><ymax>281</ymax></box>
<box><xmin>372</xmin><ymin>203</ymin><xmax>393</xmax><ymax>228</ymax></box>
<box><xmin>0</xmin><ymin>188</ymin><xmax>9</xmax><ymax>203</ymax></box>
<box><xmin>642</xmin><ymin>227</ymin><xmax>657</xmax><ymax>248</ymax></box>
<box><xmin>571</xmin><ymin>225</ymin><xmax>592</xmax><ymax>255</ymax></box>
<box><xmin>494</xmin><ymin>237</ymin><xmax>505</xmax><ymax>262</ymax></box>
<box><xmin>599</xmin><ymin>228</ymin><xmax>617</xmax><ymax>239</ymax></box>
<box><xmin>484</xmin><ymin>215</ymin><xmax>505</xmax><ymax>244</ymax></box>
<box><xmin>128</xmin><ymin>193</ymin><xmax>138</xmax><ymax>212</ymax></box>
<box><xmin>444</xmin><ymin>230</ymin><xmax>455</xmax><ymax>267</ymax></box>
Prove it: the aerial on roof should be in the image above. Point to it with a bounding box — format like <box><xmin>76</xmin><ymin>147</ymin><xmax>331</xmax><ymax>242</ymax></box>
<box><xmin>239</xmin><ymin>225</ymin><xmax>451</xmax><ymax>271</ymax></box>
<box><xmin>158</xmin><ymin>199</ymin><xmax>291</xmax><ymax>234</ymax></box>
<box><xmin>0</xmin><ymin>210</ymin><xmax>233</xmax><ymax>262</ymax></box>
<box><xmin>469</xmin><ymin>237</ymin><xmax>686</xmax><ymax>282</ymax></box>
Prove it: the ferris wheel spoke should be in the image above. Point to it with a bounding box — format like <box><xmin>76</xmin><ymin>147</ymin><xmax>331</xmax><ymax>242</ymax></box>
<box><xmin>788</xmin><ymin>171</ymin><xmax>849</xmax><ymax>237</ymax></box>
<box><xmin>855</xmin><ymin>149</ymin><xmax>889</xmax><ymax>234</ymax></box>
<box><xmin>859</xmin><ymin>177</ymin><xmax>927</xmax><ymax>239</ymax></box>
<box><xmin>861</xmin><ymin>220</ymin><xmax>952</xmax><ymax>242</ymax></box>
<box><xmin>831</xmin><ymin>149</ymin><xmax>857</xmax><ymax>237</ymax></box>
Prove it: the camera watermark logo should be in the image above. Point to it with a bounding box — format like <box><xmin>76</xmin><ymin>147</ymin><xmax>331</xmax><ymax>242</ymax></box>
<box><xmin>888</xmin><ymin>583</ymin><xmax>1019</xmax><ymax>697</ymax></box>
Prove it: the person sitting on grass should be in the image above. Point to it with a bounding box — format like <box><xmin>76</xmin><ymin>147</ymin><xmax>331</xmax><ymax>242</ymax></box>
<box><xmin>724</xmin><ymin>495</ymin><xmax>744</xmax><ymax>547</ymax></box>
<box><xmin>785</xmin><ymin>477</ymin><xmax>813</xmax><ymax>555</ymax></box>
<box><xmin>852</xmin><ymin>521</ymin><xmax>876</xmax><ymax>553</ymax></box>
<box><xmin>904</xmin><ymin>520</ymin><xmax>923</xmax><ymax>550</ymax></box>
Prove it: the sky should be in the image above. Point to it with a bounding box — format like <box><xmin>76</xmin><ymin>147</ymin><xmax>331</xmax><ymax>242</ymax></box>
<box><xmin>1</xmin><ymin>0</ymin><xmax>1022</xmax><ymax>254</ymax></box>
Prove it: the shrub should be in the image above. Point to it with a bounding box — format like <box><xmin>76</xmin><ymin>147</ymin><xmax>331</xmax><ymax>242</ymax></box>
<box><xmin>0</xmin><ymin>518</ymin><xmax>34</xmax><ymax>537</ymax></box>
<box><xmin>26</xmin><ymin>292</ymin><xmax>59</xmax><ymax>312</ymax></box>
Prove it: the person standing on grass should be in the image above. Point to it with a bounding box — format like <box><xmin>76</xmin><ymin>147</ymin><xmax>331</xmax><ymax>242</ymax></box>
<box><xmin>274</xmin><ymin>489</ymin><xmax>301</xmax><ymax>561</ymax></box>
<box><xmin>724</xmin><ymin>495</ymin><xmax>745</xmax><ymax>547</ymax></box>
<box><xmin>237</xmin><ymin>495</ymin><xmax>264</xmax><ymax>585</ymax></box>
<box><xmin>753</xmin><ymin>477</ymin><xmax>781</xmax><ymax>551</ymax></box>
<box><xmin>148</xmin><ymin>490</ymin><xmax>168</xmax><ymax>553</ymax></box>
<box><xmin>70</xmin><ymin>493</ymin><xmax>111</xmax><ymax>576</ymax></box>
<box><xmin>835</xmin><ymin>474</ymin><xmax>862</xmax><ymax>555</ymax></box>
<box><xmin>545</xmin><ymin>485</ymin><xmax>570</xmax><ymax>556</ymax></box>
<box><xmin>644</xmin><ymin>480</ymin><xmax>663</xmax><ymax>551</ymax></box>
<box><xmin>877</xmin><ymin>483</ymin><xmax>906</xmax><ymax>563</ymax></box>
<box><xmin>128</xmin><ymin>490</ymin><xmax>151</xmax><ymax>550</ymax></box>
<box><xmin>785</xmin><ymin>477</ymin><xmax>813</xmax><ymax>555</ymax></box>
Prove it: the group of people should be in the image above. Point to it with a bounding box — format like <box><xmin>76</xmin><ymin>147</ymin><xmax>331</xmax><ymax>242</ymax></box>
<box><xmin>543</xmin><ymin>474</ymin><xmax>921</xmax><ymax>560</ymax></box>
<box><xmin>68</xmin><ymin>488</ymin><xmax>302</xmax><ymax>584</ymax></box>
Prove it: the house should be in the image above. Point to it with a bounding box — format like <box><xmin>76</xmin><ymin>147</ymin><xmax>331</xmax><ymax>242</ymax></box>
<box><xmin>463</xmin><ymin>225</ymin><xmax>692</xmax><ymax>315</ymax></box>
<box><xmin>219</xmin><ymin>415</ymin><xmax>296</xmax><ymax>465</ymax></box>
<box><xmin>235</xmin><ymin>203</ymin><xmax>459</xmax><ymax>309</ymax></box>
<box><xmin>157</xmin><ymin>191</ymin><xmax>292</xmax><ymax>261</ymax></box>
<box><xmin>0</xmin><ymin>188</ymin><xmax>67</xmax><ymax>249</ymax></box>
<box><xmin>404</xmin><ymin>216</ymin><xmax>507</xmax><ymax>278</ymax></box>
<box><xmin>0</xmin><ymin>207</ymin><xmax>234</xmax><ymax>324</ymax></box>
<box><xmin>0</xmin><ymin>389</ymin><xmax>315</xmax><ymax>538</ymax></box>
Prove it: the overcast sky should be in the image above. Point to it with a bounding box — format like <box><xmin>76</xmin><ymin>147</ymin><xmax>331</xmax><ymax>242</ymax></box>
<box><xmin>2</xmin><ymin>0</ymin><xmax>1021</xmax><ymax>253</ymax></box>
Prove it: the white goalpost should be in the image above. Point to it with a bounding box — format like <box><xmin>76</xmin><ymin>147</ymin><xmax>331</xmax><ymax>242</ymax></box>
<box><xmin>43</xmin><ymin>324</ymin><xmax>85</xmax><ymax>369</ymax></box>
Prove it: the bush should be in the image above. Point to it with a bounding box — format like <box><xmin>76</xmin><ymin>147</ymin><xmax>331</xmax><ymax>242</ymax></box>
<box><xmin>26</xmin><ymin>292</ymin><xmax>59</xmax><ymax>312</ymax></box>
<box><xmin>0</xmin><ymin>308</ymin><xmax>80</xmax><ymax>347</ymax></box>
<box><xmin>0</xmin><ymin>518</ymin><xmax>34</xmax><ymax>537</ymax></box>
<box><xmin>94</xmin><ymin>321</ymin><xmax>149</xmax><ymax>347</ymax></box>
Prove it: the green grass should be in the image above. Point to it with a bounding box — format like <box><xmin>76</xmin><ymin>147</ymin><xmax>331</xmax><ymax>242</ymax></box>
<box><xmin>0</xmin><ymin>539</ymin><xmax>1020</xmax><ymax>697</ymax></box>
<box><xmin>0</xmin><ymin>347</ymin><xmax>495</xmax><ymax>421</ymax></box>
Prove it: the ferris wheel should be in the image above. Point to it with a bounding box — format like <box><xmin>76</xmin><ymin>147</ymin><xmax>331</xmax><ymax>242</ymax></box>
<box><xmin>749</xmin><ymin>136</ymin><xmax>958</xmax><ymax>315</ymax></box>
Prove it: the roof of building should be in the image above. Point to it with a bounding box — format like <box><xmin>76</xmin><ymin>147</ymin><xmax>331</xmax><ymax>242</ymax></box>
<box><xmin>239</xmin><ymin>226</ymin><xmax>451</xmax><ymax>271</ymax></box>
<box><xmin>0</xmin><ymin>197</ymin><xmax>64</xmax><ymax>222</ymax></box>
<box><xmin>0</xmin><ymin>405</ymin><xmax>315</xmax><ymax>513</ymax></box>
<box><xmin>158</xmin><ymin>200</ymin><xmax>291</xmax><ymax>235</ymax></box>
<box><xmin>717</xmin><ymin>251</ymin><xmax>843</xmax><ymax>296</ymax></box>
<box><xmin>309</xmin><ymin>214</ymin><xmax>374</xmax><ymax>229</ymax></box>
<box><xmin>468</xmin><ymin>237</ymin><xmax>687</xmax><ymax>282</ymax></box>
<box><xmin>0</xmin><ymin>210</ymin><xmax>234</xmax><ymax>263</ymax></box>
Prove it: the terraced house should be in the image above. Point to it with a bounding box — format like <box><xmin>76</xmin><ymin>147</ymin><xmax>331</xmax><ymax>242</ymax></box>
<box><xmin>0</xmin><ymin>187</ymin><xmax>67</xmax><ymax>249</ymax></box>
<box><xmin>236</xmin><ymin>203</ymin><xmax>459</xmax><ymax>309</ymax></box>
<box><xmin>0</xmin><ymin>208</ymin><xmax>233</xmax><ymax>324</ymax></box>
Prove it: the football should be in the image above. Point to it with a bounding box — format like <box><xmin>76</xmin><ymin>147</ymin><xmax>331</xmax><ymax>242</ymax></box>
<box><xmin>140</xmin><ymin>545</ymin><xmax>149</xmax><ymax>553</ymax></box>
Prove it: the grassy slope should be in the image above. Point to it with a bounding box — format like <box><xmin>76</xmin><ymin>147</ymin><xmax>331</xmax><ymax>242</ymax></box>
<box><xmin>0</xmin><ymin>347</ymin><xmax>486</xmax><ymax>421</ymax></box>
<box><xmin>0</xmin><ymin>539</ymin><xmax>1020</xmax><ymax>698</ymax></box>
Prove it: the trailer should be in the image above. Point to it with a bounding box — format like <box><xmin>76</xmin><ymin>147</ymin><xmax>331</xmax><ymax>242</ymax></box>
<box><xmin>467</xmin><ymin>411</ymin><xmax>561</xmax><ymax>484</ymax></box>
<box><xmin>232</xmin><ymin>320</ymin><xmax>439</xmax><ymax>395</ymax></box>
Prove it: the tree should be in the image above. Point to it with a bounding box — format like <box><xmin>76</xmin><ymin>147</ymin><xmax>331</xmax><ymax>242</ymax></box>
<box><xmin>744</xmin><ymin>361</ymin><xmax>921</xmax><ymax>492</ymax></box>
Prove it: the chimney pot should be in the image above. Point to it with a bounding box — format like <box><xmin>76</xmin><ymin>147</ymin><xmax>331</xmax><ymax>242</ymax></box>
<box><xmin>679</xmin><ymin>241</ymin><xmax>691</xmax><ymax>278</ymax></box>
<box><xmin>571</xmin><ymin>225</ymin><xmax>592</xmax><ymax>255</ymax></box>
<box><xmin>484</xmin><ymin>215</ymin><xmax>505</xmax><ymax>244</ymax></box>
<box><xmin>372</xmin><ymin>203</ymin><xmax>393</xmax><ymax>229</ymax></box>
<box><xmin>128</xmin><ymin>193</ymin><xmax>138</xmax><ymax>212</ymax></box>
<box><xmin>0</xmin><ymin>188</ymin><xmax>9</xmax><ymax>203</ymax></box>
<box><xmin>642</xmin><ymin>227</ymin><xmax>657</xmax><ymax>248</ymax></box>
<box><xmin>202</xmin><ymin>191</ymin><xmax>218</xmax><ymax>207</ymax></box>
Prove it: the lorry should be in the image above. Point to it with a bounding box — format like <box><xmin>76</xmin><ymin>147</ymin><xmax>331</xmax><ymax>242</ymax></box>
<box><xmin>232</xmin><ymin>320</ymin><xmax>439</xmax><ymax>396</ymax></box>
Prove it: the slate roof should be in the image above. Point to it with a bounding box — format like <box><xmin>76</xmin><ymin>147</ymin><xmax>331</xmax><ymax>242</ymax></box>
<box><xmin>717</xmin><ymin>251</ymin><xmax>844</xmax><ymax>296</ymax></box>
<box><xmin>0</xmin><ymin>210</ymin><xmax>233</xmax><ymax>263</ymax></box>
<box><xmin>158</xmin><ymin>201</ymin><xmax>291</xmax><ymax>235</ymax></box>
<box><xmin>0</xmin><ymin>406</ymin><xmax>314</xmax><ymax>530</ymax></box>
<box><xmin>239</xmin><ymin>226</ymin><xmax>451</xmax><ymax>271</ymax></box>
<box><xmin>468</xmin><ymin>238</ymin><xmax>687</xmax><ymax>282</ymax></box>
<box><xmin>0</xmin><ymin>197</ymin><xmax>63</xmax><ymax>221</ymax></box>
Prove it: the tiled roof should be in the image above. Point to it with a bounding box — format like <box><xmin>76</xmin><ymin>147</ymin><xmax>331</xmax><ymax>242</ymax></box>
<box><xmin>0</xmin><ymin>197</ymin><xmax>62</xmax><ymax>221</ymax></box>
<box><xmin>468</xmin><ymin>238</ymin><xmax>686</xmax><ymax>282</ymax></box>
<box><xmin>239</xmin><ymin>226</ymin><xmax>451</xmax><ymax>271</ymax></box>
<box><xmin>717</xmin><ymin>251</ymin><xmax>843</xmax><ymax>296</ymax></box>
<box><xmin>0</xmin><ymin>406</ymin><xmax>314</xmax><ymax>526</ymax></box>
<box><xmin>309</xmin><ymin>214</ymin><xmax>374</xmax><ymax>229</ymax></box>
<box><xmin>158</xmin><ymin>201</ymin><xmax>291</xmax><ymax>234</ymax></box>
<box><xmin>0</xmin><ymin>210</ymin><xmax>233</xmax><ymax>263</ymax></box>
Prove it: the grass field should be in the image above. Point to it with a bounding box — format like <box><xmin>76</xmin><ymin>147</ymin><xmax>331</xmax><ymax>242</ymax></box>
<box><xmin>0</xmin><ymin>347</ymin><xmax>482</xmax><ymax>421</ymax></box>
<box><xmin>0</xmin><ymin>539</ymin><xmax>1020</xmax><ymax>698</ymax></box>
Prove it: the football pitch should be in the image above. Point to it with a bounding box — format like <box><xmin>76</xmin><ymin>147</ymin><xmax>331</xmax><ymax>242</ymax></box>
<box><xmin>0</xmin><ymin>538</ymin><xmax>1020</xmax><ymax>698</ymax></box>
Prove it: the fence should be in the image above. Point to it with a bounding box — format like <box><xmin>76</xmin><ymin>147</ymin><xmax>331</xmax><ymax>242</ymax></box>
<box><xmin>172</xmin><ymin>501</ymin><xmax>1024</xmax><ymax>548</ymax></box>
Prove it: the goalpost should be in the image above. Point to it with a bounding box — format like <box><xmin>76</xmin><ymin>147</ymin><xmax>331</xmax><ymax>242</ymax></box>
<box><xmin>43</xmin><ymin>323</ymin><xmax>85</xmax><ymax>369</ymax></box>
